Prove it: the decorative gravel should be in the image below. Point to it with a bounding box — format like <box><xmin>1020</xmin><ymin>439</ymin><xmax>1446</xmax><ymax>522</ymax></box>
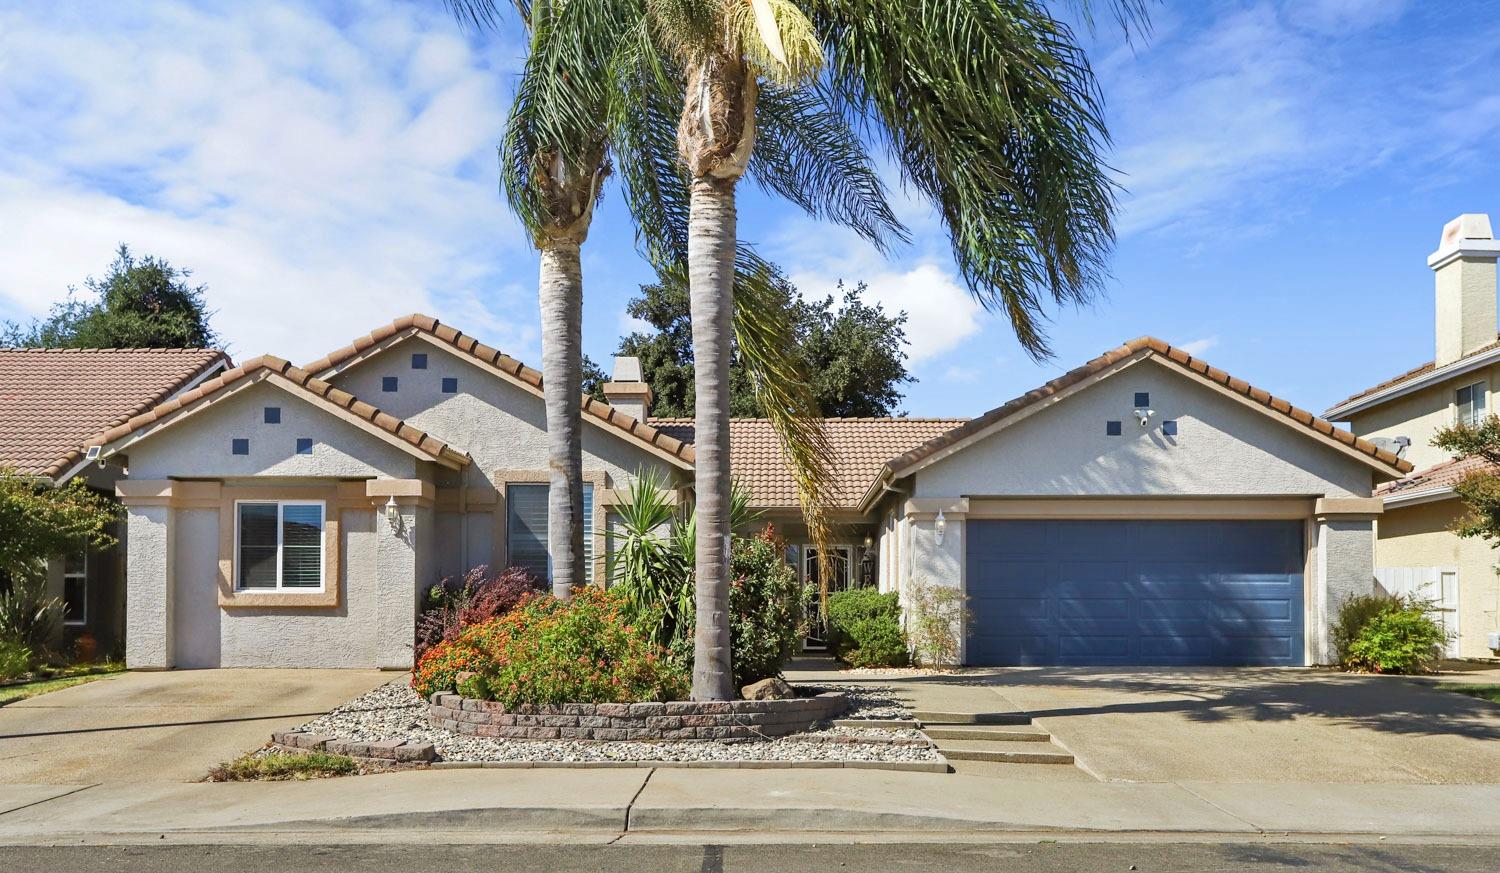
<box><xmin>288</xmin><ymin>681</ymin><xmax>938</xmax><ymax>764</ymax></box>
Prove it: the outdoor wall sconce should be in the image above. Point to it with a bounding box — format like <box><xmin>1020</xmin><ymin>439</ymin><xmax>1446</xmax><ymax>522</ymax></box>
<box><xmin>384</xmin><ymin>495</ymin><xmax>402</xmax><ymax>532</ymax></box>
<box><xmin>934</xmin><ymin>510</ymin><xmax>947</xmax><ymax>545</ymax></box>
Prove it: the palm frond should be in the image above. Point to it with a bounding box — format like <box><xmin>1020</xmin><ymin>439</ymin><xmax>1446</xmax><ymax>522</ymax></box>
<box><xmin>749</xmin><ymin>85</ymin><xmax>907</xmax><ymax>253</ymax></box>
<box><xmin>807</xmin><ymin>0</ymin><xmax>1121</xmax><ymax>360</ymax></box>
<box><xmin>442</xmin><ymin>0</ymin><xmax>518</xmax><ymax>30</ymax></box>
<box><xmin>729</xmin><ymin>0</ymin><xmax>823</xmax><ymax>85</ymax></box>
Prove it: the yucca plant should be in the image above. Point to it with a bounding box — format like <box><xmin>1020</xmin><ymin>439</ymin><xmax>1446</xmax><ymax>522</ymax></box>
<box><xmin>608</xmin><ymin>469</ymin><xmax>691</xmax><ymax>649</ymax></box>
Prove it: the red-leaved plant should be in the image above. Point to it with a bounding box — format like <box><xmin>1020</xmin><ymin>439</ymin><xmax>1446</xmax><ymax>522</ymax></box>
<box><xmin>413</xmin><ymin>565</ymin><xmax>545</xmax><ymax>661</ymax></box>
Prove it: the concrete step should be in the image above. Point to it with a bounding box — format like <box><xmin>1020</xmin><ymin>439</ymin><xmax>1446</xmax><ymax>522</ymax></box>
<box><xmin>933</xmin><ymin>739</ymin><xmax>1075</xmax><ymax>765</ymax></box>
<box><xmin>914</xmin><ymin>710</ymin><xmax>1032</xmax><ymax>726</ymax></box>
<box><xmin>832</xmin><ymin>719</ymin><xmax>920</xmax><ymax>730</ymax></box>
<box><xmin>922</xmin><ymin>725</ymin><xmax>1053</xmax><ymax>742</ymax></box>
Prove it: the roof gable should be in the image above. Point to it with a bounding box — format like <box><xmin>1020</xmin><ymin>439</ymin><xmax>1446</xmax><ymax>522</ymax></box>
<box><xmin>1323</xmin><ymin>336</ymin><xmax>1500</xmax><ymax>419</ymax></box>
<box><xmin>861</xmin><ymin>337</ymin><xmax>1412</xmax><ymax>511</ymax></box>
<box><xmin>305</xmin><ymin>315</ymin><xmax>694</xmax><ymax>469</ymax></box>
<box><xmin>0</xmin><ymin>347</ymin><xmax>227</xmax><ymax>481</ymax></box>
<box><xmin>93</xmin><ymin>356</ymin><xmax>469</xmax><ymax>469</ymax></box>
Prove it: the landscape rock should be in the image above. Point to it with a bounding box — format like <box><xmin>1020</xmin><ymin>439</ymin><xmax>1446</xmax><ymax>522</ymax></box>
<box><xmin>741</xmin><ymin>677</ymin><xmax>796</xmax><ymax>700</ymax></box>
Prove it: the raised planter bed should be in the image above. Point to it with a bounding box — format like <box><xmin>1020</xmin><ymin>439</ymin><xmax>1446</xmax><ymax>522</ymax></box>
<box><xmin>427</xmin><ymin>690</ymin><xmax>849</xmax><ymax>742</ymax></box>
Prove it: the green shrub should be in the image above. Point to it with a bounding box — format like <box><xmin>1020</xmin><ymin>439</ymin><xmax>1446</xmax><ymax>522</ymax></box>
<box><xmin>1345</xmin><ymin>598</ymin><xmax>1448</xmax><ymax>674</ymax></box>
<box><xmin>826</xmin><ymin>588</ymin><xmax>908</xmax><ymax>667</ymax></box>
<box><xmin>907</xmin><ymin>578</ymin><xmax>972</xmax><ymax>667</ymax></box>
<box><xmin>0</xmin><ymin>571</ymin><xmax>63</xmax><ymax>655</ymax></box>
<box><xmin>0</xmin><ymin>636</ymin><xmax>32</xmax><ymax>682</ymax></box>
<box><xmin>412</xmin><ymin>586</ymin><xmax>689</xmax><ymax>705</ymax></box>
<box><xmin>727</xmin><ymin>528</ymin><xmax>811</xmax><ymax>687</ymax></box>
<box><xmin>1331</xmin><ymin>593</ymin><xmax>1394</xmax><ymax>666</ymax></box>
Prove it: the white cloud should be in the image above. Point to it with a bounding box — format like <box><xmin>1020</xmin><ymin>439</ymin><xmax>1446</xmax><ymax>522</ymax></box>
<box><xmin>1096</xmin><ymin>1</ymin><xmax>1497</xmax><ymax>244</ymax></box>
<box><xmin>0</xmin><ymin>1</ymin><xmax>534</xmax><ymax>363</ymax></box>
<box><xmin>1177</xmin><ymin>336</ymin><xmax>1219</xmax><ymax>357</ymax></box>
<box><xmin>788</xmin><ymin>262</ymin><xmax>981</xmax><ymax>364</ymax></box>
<box><xmin>942</xmin><ymin>365</ymin><xmax>980</xmax><ymax>384</ymax></box>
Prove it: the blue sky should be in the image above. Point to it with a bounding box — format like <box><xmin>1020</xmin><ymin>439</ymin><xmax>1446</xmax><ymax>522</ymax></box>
<box><xmin>2</xmin><ymin>0</ymin><xmax>1498</xmax><ymax>419</ymax></box>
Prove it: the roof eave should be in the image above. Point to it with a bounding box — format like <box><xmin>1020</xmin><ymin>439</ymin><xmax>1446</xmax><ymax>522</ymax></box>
<box><xmin>1324</xmin><ymin>345</ymin><xmax>1500</xmax><ymax>420</ymax></box>
<box><xmin>1381</xmin><ymin>486</ymin><xmax>1457</xmax><ymax>508</ymax></box>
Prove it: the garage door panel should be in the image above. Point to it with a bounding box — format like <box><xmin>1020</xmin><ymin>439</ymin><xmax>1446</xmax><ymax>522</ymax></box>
<box><xmin>1059</xmin><ymin>635</ymin><xmax>1130</xmax><ymax>659</ymax></box>
<box><xmin>1138</xmin><ymin>634</ymin><xmax>1213</xmax><ymax>659</ymax></box>
<box><xmin>1056</xmin><ymin>597</ymin><xmax>1132</xmax><ymax>620</ymax></box>
<box><xmin>966</xmin><ymin>519</ymin><xmax>1305</xmax><ymax>666</ymax></box>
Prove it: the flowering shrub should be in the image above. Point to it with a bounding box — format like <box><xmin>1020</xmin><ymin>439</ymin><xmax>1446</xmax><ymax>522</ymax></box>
<box><xmin>727</xmin><ymin>528</ymin><xmax>811</xmax><ymax>687</ymax></box>
<box><xmin>413</xmin><ymin>565</ymin><xmax>545</xmax><ymax>661</ymax></box>
<box><xmin>411</xmin><ymin>586</ymin><xmax>689</xmax><ymax>705</ymax></box>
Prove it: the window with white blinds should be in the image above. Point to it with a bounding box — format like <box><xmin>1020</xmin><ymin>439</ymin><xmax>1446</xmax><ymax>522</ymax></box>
<box><xmin>506</xmin><ymin>483</ymin><xmax>592</xmax><ymax>583</ymax></box>
<box><xmin>236</xmin><ymin>501</ymin><xmax>325</xmax><ymax>590</ymax></box>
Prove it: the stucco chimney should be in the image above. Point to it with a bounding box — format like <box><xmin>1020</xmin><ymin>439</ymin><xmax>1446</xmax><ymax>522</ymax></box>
<box><xmin>602</xmin><ymin>356</ymin><xmax>652</xmax><ymax>421</ymax></box>
<box><xmin>1432</xmin><ymin>213</ymin><xmax>1500</xmax><ymax>367</ymax></box>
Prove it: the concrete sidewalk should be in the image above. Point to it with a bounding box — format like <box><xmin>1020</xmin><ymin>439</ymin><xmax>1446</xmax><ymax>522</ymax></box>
<box><xmin>3</xmin><ymin>768</ymin><xmax>1500</xmax><ymax>843</ymax></box>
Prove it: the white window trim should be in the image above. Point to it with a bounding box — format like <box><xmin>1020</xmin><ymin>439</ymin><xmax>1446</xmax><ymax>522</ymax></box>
<box><xmin>62</xmin><ymin>548</ymin><xmax>87</xmax><ymax>627</ymax></box>
<box><xmin>234</xmin><ymin>499</ymin><xmax>327</xmax><ymax>592</ymax></box>
<box><xmin>1455</xmin><ymin>380</ymin><xmax>1488</xmax><ymax>426</ymax></box>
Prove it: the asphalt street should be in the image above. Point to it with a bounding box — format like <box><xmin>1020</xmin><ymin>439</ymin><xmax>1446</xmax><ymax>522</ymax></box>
<box><xmin>1</xmin><ymin>841</ymin><xmax>1491</xmax><ymax>873</ymax></box>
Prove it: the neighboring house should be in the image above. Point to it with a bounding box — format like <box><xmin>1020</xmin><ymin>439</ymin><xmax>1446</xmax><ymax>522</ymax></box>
<box><xmin>93</xmin><ymin>313</ymin><xmax>1409</xmax><ymax>670</ymax></box>
<box><xmin>1324</xmin><ymin>213</ymin><xmax>1500</xmax><ymax>659</ymax></box>
<box><xmin>0</xmin><ymin>347</ymin><xmax>229</xmax><ymax>655</ymax></box>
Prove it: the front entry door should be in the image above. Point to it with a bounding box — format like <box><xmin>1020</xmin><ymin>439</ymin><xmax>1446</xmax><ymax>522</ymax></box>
<box><xmin>804</xmin><ymin>545</ymin><xmax>853</xmax><ymax>648</ymax></box>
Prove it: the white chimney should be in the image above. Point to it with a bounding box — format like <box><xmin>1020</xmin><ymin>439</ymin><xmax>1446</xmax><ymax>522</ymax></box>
<box><xmin>602</xmin><ymin>356</ymin><xmax>652</xmax><ymax>421</ymax></box>
<box><xmin>1431</xmin><ymin>213</ymin><xmax>1500</xmax><ymax>367</ymax></box>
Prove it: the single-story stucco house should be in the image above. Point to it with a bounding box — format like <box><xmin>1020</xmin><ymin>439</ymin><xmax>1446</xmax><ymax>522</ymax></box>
<box><xmin>82</xmin><ymin>314</ymin><xmax>1414</xmax><ymax>671</ymax></box>
<box><xmin>0</xmin><ymin>347</ymin><xmax>228</xmax><ymax>656</ymax></box>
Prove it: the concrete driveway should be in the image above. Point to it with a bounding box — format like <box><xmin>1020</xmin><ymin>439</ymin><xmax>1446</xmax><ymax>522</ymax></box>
<box><xmin>869</xmin><ymin>667</ymin><xmax>1500</xmax><ymax>784</ymax></box>
<box><xmin>0</xmin><ymin>669</ymin><xmax>390</xmax><ymax>783</ymax></box>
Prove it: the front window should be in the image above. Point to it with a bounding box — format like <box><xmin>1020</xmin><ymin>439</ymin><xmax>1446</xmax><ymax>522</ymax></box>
<box><xmin>506</xmin><ymin>483</ymin><xmax>593</xmax><ymax>583</ymax></box>
<box><xmin>63</xmin><ymin>546</ymin><xmax>87</xmax><ymax>626</ymax></box>
<box><xmin>1457</xmin><ymin>382</ymin><xmax>1487</xmax><ymax>426</ymax></box>
<box><xmin>236</xmin><ymin>501</ymin><xmax>325</xmax><ymax>590</ymax></box>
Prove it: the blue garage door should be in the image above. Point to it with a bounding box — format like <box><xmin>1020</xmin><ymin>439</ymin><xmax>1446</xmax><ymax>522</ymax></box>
<box><xmin>966</xmin><ymin>519</ymin><xmax>1305</xmax><ymax>666</ymax></box>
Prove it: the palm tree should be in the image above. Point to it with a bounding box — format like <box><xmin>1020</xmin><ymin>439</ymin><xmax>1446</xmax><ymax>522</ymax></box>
<box><xmin>628</xmin><ymin>0</ymin><xmax>1136</xmax><ymax>699</ymax></box>
<box><xmin>446</xmin><ymin>1</ymin><xmax>888</xmax><ymax>624</ymax></box>
<box><xmin>453</xmin><ymin>0</ymin><xmax>1139</xmax><ymax>700</ymax></box>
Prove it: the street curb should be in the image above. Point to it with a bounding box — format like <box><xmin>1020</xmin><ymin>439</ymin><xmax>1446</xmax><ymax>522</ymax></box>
<box><xmin>427</xmin><ymin>759</ymin><xmax>949</xmax><ymax>773</ymax></box>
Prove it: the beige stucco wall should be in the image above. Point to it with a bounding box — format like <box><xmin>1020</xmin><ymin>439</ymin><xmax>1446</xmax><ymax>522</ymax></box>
<box><xmin>126</xmin><ymin>381</ymin><xmax>420</xmax><ymax>481</ymax></box>
<box><xmin>327</xmin><ymin>339</ymin><xmax>683</xmax><ymax>491</ymax></box>
<box><xmin>1345</xmin><ymin>365</ymin><xmax>1500</xmax><ymax>471</ymax></box>
<box><xmin>913</xmin><ymin>358</ymin><xmax>1377</xmax><ymax>499</ymax></box>
<box><xmin>1377</xmin><ymin>499</ymin><xmax>1500</xmax><ymax>658</ymax></box>
<box><xmin>326</xmin><ymin>337</ymin><xmax>688</xmax><ymax>581</ymax></box>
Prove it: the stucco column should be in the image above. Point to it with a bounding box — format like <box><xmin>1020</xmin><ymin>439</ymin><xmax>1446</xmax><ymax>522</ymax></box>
<box><xmin>124</xmin><ymin>504</ymin><xmax>175</xmax><ymax>669</ymax></box>
<box><xmin>1311</xmin><ymin>498</ymin><xmax>1382</xmax><ymax>665</ymax></box>
<box><xmin>368</xmin><ymin>479</ymin><xmax>434</xmax><ymax>670</ymax></box>
<box><xmin>903</xmin><ymin>498</ymin><xmax>969</xmax><ymax>665</ymax></box>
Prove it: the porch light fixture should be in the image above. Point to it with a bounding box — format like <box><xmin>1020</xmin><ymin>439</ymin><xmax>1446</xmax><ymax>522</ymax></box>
<box><xmin>384</xmin><ymin>495</ymin><xmax>401</xmax><ymax>530</ymax></box>
<box><xmin>934</xmin><ymin>510</ymin><xmax>947</xmax><ymax>545</ymax></box>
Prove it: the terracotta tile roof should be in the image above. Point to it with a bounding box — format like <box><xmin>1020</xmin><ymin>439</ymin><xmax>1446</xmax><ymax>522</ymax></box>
<box><xmin>0</xmin><ymin>348</ymin><xmax>227</xmax><ymax>481</ymax></box>
<box><xmin>651</xmin><ymin>418</ymin><xmax>968</xmax><ymax>508</ymax></box>
<box><xmin>306</xmin><ymin>314</ymin><xmax>694</xmax><ymax>468</ymax></box>
<box><xmin>1326</xmin><ymin>336</ymin><xmax>1500</xmax><ymax>414</ymax></box>
<box><xmin>861</xmin><ymin>337</ymin><xmax>1413</xmax><ymax>511</ymax></box>
<box><xmin>1376</xmin><ymin>454</ymin><xmax>1493</xmax><ymax>497</ymax></box>
<box><xmin>93</xmin><ymin>355</ymin><xmax>470</xmax><ymax>469</ymax></box>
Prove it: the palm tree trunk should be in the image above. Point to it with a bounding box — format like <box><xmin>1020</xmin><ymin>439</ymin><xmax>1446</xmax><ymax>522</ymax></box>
<box><xmin>538</xmin><ymin>241</ymin><xmax>585</xmax><ymax>599</ymax></box>
<box><xmin>688</xmin><ymin>175</ymin><xmax>738</xmax><ymax>701</ymax></box>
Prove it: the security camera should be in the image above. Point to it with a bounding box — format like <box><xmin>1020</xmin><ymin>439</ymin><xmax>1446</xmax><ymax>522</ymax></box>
<box><xmin>1133</xmin><ymin>408</ymin><xmax>1155</xmax><ymax>427</ymax></box>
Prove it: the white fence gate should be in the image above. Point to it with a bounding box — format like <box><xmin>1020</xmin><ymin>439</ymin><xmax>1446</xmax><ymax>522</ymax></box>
<box><xmin>1373</xmin><ymin>566</ymin><xmax>1461</xmax><ymax>658</ymax></box>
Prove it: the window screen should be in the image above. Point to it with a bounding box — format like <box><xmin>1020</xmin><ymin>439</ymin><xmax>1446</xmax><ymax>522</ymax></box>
<box><xmin>1457</xmin><ymin>382</ymin><xmax>1487</xmax><ymax>426</ymax></box>
<box><xmin>238</xmin><ymin>503</ymin><xmax>280</xmax><ymax>588</ymax></box>
<box><xmin>62</xmin><ymin>547</ymin><xmax>87</xmax><ymax>626</ymax></box>
<box><xmin>237</xmin><ymin>502</ymin><xmax>324</xmax><ymax>590</ymax></box>
<box><xmin>507</xmin><ymin>484</ymin><xmax>593</xmax><ymax>583</ymax></box>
